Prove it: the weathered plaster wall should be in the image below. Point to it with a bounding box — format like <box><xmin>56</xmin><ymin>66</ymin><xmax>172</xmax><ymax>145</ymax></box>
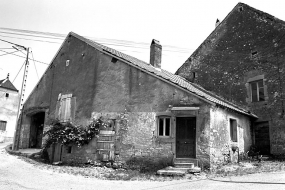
<box><xmin>210</xmin><ymin>106</ymin><xmax>252</xmax><ymax>168</ymax></box>
<box><xmin>18</xmin><ymin>34</ymin><xmax>213</xmax><ymax>165</ymax></box>
<box><xmin>0</xmin><ymin>88</ymin><xmax>19</xmax><ymax>142</ymax></box>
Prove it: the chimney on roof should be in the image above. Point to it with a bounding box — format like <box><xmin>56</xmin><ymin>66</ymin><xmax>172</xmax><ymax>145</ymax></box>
<box><xmin>150</xmin><ymin>39</ymin><xmax>161</xmax><ymax>68</ymax></box>
<box><xmin>215</xmin><ymin>19</ymin><xmax>220</xmax><ymax>28</ymax></box>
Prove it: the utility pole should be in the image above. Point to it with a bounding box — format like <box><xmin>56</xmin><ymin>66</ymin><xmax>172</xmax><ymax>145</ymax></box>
<box><xmin>13</xmin><ymin>47</ymin><xmax>29</xmax><ymax>150</ymax></box>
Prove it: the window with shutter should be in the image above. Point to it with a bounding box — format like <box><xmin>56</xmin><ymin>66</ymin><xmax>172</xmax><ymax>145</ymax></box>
<box><xmin>56</xmin><ymin>94</ymin><xmax>76</xmax><ymax>122</ymax></box>
<box><xmin>230</xmin><ymin>119</ymin><xmax>237</xmax><ymax>142</ymax></box>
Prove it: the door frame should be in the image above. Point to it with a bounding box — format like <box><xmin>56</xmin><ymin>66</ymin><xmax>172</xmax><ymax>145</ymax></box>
<box><xmin>174</xmin><ymin>115</ymin><xmax>197</xmax><ymax>159</ymax></box>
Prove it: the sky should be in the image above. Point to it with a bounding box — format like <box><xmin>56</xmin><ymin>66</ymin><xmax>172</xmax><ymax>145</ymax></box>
<box><xmin>0</xmin><ymin>0</ymin><xmax>285</xmax><ymax>102</ymax></box>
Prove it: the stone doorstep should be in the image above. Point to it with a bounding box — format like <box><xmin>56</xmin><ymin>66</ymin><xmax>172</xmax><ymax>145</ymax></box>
<box><xmin>174</xmin><ymin>158</ymin><xmax>199</xmax><ymax>166</ymax></box>
<box><xmin>157</xmin><ymin>166</ymin><xmax>201</xmax><ymax>176</ymax></box>
<box><xmin>174</xmin><ymin>162</ymin><xmax>194</xmax><ymax>168</ymax></box>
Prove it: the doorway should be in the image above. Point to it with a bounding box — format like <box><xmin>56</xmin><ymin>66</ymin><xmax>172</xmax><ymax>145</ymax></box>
<box><xmin>29</xmin><ymin>112</ymin><xmax>45</xmax><ymax>148</ymax></box>
<box><xmin>176</xmin><ymin>117</ymin><xmax>196</xmax><ymax>158</ymax></box>
<box><xmin>254</xmin><ymin>121</ymin><xmax>270</xmax><ymax>155</ymax></box>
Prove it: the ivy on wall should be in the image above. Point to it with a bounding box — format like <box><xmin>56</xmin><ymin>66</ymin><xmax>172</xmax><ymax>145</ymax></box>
<box><xmin>43</xmin><ymin>118</ymin><xmax>109</xmax><ymax>149</ymax></box>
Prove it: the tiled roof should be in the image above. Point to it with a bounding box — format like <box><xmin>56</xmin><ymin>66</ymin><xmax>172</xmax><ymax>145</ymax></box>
<box><xmin>0</xmin><ymin>78</ymin><xmax>18</xmax><ymax>92</ymax></box>
<box><xmin>71</xmin><ymin>32</ymin><xmax>257</xmax><ymax>118</ymax></box>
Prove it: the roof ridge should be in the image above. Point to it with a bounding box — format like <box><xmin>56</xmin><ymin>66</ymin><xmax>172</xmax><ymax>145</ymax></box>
<box><xmin>175</xmin><ymin>2</ymin><xmax>285</xmax><ymax>75</ymax></box>
<box><xmin>69</xmin><ymin>32</ymin><xmax>256</xmax><ymax>118</ymax></box>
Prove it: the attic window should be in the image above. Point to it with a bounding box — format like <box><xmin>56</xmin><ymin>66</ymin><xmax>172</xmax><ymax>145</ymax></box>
<box><xmin>111</xmin><ymin>57</ymin><xmax>118</xmax><ymax>63</ymax></box>
<box><xmin>66</xmin><ymin>60</ymin><xmax>70</xmax><ymax>66</ymax></box>
<box><xmin>5</xmin><ymin>93</ymin><xmax>9</xmax><ymax>98</ymax></box>
<box><xmin>238</xmin><ymin>6</ymin><xmax>243</xmax><ymax>12</ymax></box>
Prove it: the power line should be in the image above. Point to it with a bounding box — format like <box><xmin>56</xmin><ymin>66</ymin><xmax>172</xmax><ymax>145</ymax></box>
<box><xmin>0</xmin><ymin>37</ymin><xmax>27</xmax><ymax>50</ymax></box>
<box><xmin>0</xmin><ymin>50</ymin><xmax>20</xmax><ymax>57</ymax></box>
<box><xmin>0</xmin><ymin>49</ymin><xmax>49</xmax><ymax>65</ymax></box>
<box><xmin>12</xmin><ymin>60</ymin><xmax>26</xmax><ymax>83</ymax></box>
<box><xmin>31</xmin><ymin>50</ymin><xmax>39</xmax><ymax>80</ymax></box>
<box><xmin>0</xmin><ymin>27</ymin><xmax>194</xmax><ymax>52</ymax></box>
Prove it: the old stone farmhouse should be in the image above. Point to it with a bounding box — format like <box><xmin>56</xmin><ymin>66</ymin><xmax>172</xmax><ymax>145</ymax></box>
<box><xmin>176</xmin><ymin>2</ymin><xmax>285</xmax><ymax>156</ymax></box>
<box><xmin>14</xmin><ymin>32</ymin><xmax>257</xmax><ymax>169</ymax></box>
<box><xmin>0</xmin><ymin>74</ymin><xmax>19</xmax><ymax>142</ymax></box>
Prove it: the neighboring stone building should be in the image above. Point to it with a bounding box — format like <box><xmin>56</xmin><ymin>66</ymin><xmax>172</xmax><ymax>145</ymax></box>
<box><xmin>176</xmin><ymin>3</ymin><xmax>285</xmax><ymax>155</ymax></box>
<box><xmin>0</xmin><ymin>74</ymin><xmax>19</xmax><ymax>142</ymax></box>
<box><xmin>14</xmin><ymin>32</ymin><xmax>256</xmax><ymax>169</ymax></box>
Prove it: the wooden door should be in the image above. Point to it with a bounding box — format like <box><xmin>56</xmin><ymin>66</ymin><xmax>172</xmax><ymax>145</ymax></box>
<box><xmin>97</xmin><ymin>131</ymin><xmax>115</xmax><ymax>161</ymax></box>
<box><xmin>255</xmin><ymin>121</ymin><xmax>270</xmax><ymax>155</ymax></box>
<box><xmin>176</xmin><ymin>117</ymin><xmax>196</xmax><ymax>158</ymax></box>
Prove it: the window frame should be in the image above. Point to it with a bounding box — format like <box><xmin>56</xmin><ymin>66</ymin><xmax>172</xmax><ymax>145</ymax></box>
<box><xmin>157</xmin><ymin>116</ymin><xmax>171</xmax><ymax>137</ymax></box>
<box><xmin>229</xmin><ymin>118</ymin><xmax>238</xmax><ymax>142</ymax></box>
<box><xmin>250</xmin><ymin>79</ymin><xmax>265</xmax><ymax>102</ymax></box>
<box><xmin>0</xmin><ymin>120</ymin><xmax>7</xmax><ymax>131</ymax></box>
<box><xmin>246</xmin><ymin>74</ymin><xmax>268</xmax><ymax>103</ymax></box>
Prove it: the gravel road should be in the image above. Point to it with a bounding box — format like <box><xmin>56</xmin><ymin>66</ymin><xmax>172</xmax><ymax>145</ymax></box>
<box><xmin>1</xmin><ymin>142</ymin><xmax>285</xmax><ymax>190</ymax></box>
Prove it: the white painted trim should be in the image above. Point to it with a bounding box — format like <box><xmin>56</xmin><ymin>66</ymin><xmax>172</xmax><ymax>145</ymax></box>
<box><xmin>171</xmin><ymin>107</ymin><xmax>200</xmax><ymax>111</ymax></box>
<box><xmin>247</xmin><ymin>74</ymin><xmax>264</xmax><ymax>83</ymax></box>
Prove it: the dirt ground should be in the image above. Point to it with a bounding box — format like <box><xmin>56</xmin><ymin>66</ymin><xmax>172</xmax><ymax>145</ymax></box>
<box><xmin>1</xmin><ymin>142</ymin><xmax>285</xmax><ymax>190</ymax></box>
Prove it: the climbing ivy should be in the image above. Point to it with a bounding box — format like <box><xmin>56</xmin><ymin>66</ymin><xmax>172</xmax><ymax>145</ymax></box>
<box><xmin>43</xmin><ymin>118</ymin><xmax>108</xmax><ymax>149</ymax></box>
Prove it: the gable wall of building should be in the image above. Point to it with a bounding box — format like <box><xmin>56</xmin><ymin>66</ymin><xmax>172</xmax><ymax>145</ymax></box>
<box><xmin>176</xmin><ymin>4</ymin><xmax>285</xmax><ymax>155</ymax></box>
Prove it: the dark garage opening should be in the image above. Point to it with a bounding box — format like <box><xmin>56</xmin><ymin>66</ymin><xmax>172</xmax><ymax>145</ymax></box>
<box><xmin>29</xmin><ymin>112</ymin><xmax>45</xmax><ymax>148</ymax></box>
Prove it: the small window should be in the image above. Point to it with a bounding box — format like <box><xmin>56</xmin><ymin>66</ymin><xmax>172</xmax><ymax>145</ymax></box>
<box><xmin>250</xmin><ymin>80</ymin><xmax>265</xmax><ymax>102</ymax></box>
<box><xmin>5</xmin><ymin>93</ymin><xmax>9</xmax><ymax>98</ymax></box>
<box><xmin>230</xmin><ymin>119</ymin><xmax>237</xmax><ymax>142</ymax></box>
<box><xmin>111</xmin><ymin>57</ymin><xmax>118</xmax><ymax>63</ymax></box>
<box><xmin>0</xmin><ymin>121</ymin><xmax>7</xmax><ymax>131</ymax></box>
<box><xmin>158</xmin><ymin>117</ymin><xmax>171</xmax><ymax>137</ymax></box>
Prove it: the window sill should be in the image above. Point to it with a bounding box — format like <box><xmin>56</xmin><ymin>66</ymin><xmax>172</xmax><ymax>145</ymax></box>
<box><xmin>155</xmin><ymin>137</ymin><xmax>175</xmax><ymax>143</ymax></box>
<box><xmin>248</xmin><ymin>100</ymin><xmax>268</xmax><ymax>107</ymax></box>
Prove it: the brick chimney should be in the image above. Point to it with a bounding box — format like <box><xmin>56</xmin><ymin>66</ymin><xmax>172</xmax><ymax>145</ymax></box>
<box><xmin>150</xmin><ymin>39</ymin><xmax>162</xmax><ymax>68</ymax></box>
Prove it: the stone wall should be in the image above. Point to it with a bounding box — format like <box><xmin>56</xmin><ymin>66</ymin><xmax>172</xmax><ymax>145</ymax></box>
<box><xmin>176</xmin><ymin>3</ymin><xmax>285</xmax><ymax>155</ymax></box>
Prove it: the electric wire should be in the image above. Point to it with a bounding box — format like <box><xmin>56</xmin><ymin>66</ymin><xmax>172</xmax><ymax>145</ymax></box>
<box><xmin>0</xmin><ymin>49</ymin><xmax>49</xmax><ymax>65</ymax></box>
<box><xmin>12</xmin><ymin>60</ymin><xmax>26</xmax><ymax>83</ymax></box>
<box><xmin>0</xmin><ymin>50</ymin><xmax>20</xmax><ymax>57</ymax></box>
<box><xmin>30</xmin><ymin>50</ymin><xmax>39</xmax><ymax>80</ymax></box>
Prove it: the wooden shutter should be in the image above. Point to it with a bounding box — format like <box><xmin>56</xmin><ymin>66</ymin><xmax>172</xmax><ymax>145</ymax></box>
<box><xmin>70</xmin><ymin>97</ymin><xmax>76</xmax><ymax>123</ymax></box>
<box><xmin>65</xmin><ymin>98</ymin><xmax>71</xmax><ymax>122</ymax></box>
<box><xmin>55</xmin><ymin>101</ymin><xmax>60</xmax><ymax>120</ymax></box>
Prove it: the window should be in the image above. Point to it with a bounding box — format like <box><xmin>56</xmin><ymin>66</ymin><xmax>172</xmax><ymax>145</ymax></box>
<box><xmin>250</xmin><ymin>80</ymin><xmax>265</xmax><ymax>102</ymax></box>
<box><xmin>230</xmin><ymin>119</ymin><xmax>237</xmax><ymax>142</ymax></box>
<box><xmin>5</xmin><ymin>93</ymin><xmax>9</xmax><ymax>98</ymax></box>
<box><xmin>56</xmin><ymin>94</ymin><xmax>76</xmax><ymax>122</ymax></box>
<box><xmin>0</xmin><ymin>121</ymin><xmax>7</xmax><ymax>131</ymax></box>
<box><xmin>158</xmin><ymin>117</ymin><xmax>170</xmax><ymax>137</ymax></box>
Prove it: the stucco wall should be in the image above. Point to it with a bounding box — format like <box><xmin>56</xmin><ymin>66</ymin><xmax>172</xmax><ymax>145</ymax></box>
<box><xmin>0</xmin><ymin>88</ymin><xmax>19</xmax><ymax>142</ymax></box>
<box><xmin>18</xmin><ymin>34</ymin><xmax>250</xmax><ymax>168</ymax></box>
<box><xmin>210</xmin><ymin>107</ymin><xmax>252</xmax><ymax>168</ymax></box>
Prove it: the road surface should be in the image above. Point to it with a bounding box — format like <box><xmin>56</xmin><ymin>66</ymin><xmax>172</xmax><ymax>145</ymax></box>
<box><xmin>1</xmin><ymin>142</ymin><xmax>285</xmax><ymax>190</ymax></box>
